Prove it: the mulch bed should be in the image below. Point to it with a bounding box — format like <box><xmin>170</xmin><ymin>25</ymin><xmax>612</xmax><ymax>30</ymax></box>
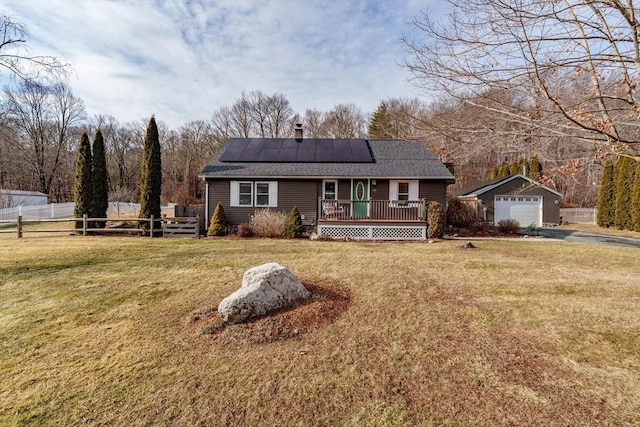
<box><xmin>185</xmin><ymin>281</ymin><xmax>352</xmax><ymax>347</ymax></box>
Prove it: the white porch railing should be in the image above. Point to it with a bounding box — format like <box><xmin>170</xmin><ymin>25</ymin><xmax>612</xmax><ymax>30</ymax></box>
<box><xmin>318</xmin><ymin>199</ymin><xmax>427</xmax><ymax>221</ymax></box>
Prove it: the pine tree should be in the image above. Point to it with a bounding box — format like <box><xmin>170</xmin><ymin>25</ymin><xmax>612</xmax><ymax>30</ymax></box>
<box><xmin>285</xmin><ymin>206</ymin><xmax>305</xmax><ymax>238</ymax></box>
<box><xmin>91</xmin><ymin>129</ymin><xmax>109</xmax><ymax>228</ymax></box>
<box><xmin>596</xmin><ymin>158</ymin><xmax>615</xmax><ymax>228</ymax></box>
<box><xmin>613</xmin><ymin>156</ymin><xmax>635</xmax><ymax>230</ymax></box>
<box><xmin>139</xmin><ymin>116</ymin><xmax>162</xmax><ymax>233</ymax></box>
<box><xmin>73</xmin><ymin>133</ymin><xmax>93</xmax><ymax>229</ymax></box>
<box><xmin>631</xmin><ymin>160</ymin><xmax>640</xmax><ymax>231</ymax></box>
<box><xmin>368</xmin><ymin>102</ymin><xmax>391</xmax><ymax>139</ymax></box>
<box><xmin>207</xmin><ymin>202</ymin><xmax>228</xmax><ymax>236</ymax></box>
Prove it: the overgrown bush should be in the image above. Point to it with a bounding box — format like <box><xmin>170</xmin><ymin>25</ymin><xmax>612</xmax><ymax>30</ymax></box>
<box><xmin>285</xmin><ymin>206</ymin><xmax>305</xmax><ymax>238</ymax></box>
<box><xmin>237</xmin><ymin>223</ymin><xmax>254</xmax><ymax>237</ymax></box>
<box><xmin>250</xmin><ymin>208</ymin><xmax>287</xmax><ymax>237</ymax></box>
<box><xmin>446</xmin><ymin>197</ymin><xmax>477</xmax><ymax>227</ymax></box>
<box><xmin>207</xmin><ymin>202</ymin><xmax>228</xmax><ymax>236</ymax></box>
<box><xmin>427</xmin><ymin>201</ymin><xmax>445</xmax><ymax>238</ymax></box>
<box><xmin>497</xmin><ymin>218</ymin><xmax>520</xmax><ymax>233</ymax></box>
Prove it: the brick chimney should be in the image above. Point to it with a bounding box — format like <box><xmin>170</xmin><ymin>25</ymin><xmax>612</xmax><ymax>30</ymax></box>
<box><xmin>294</xmin><ymin>123</ymin><xmax>303</xmax><ymax>141</ymax></box>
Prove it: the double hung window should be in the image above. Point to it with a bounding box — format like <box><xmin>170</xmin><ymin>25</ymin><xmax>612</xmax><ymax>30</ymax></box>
<box><xmin>230</xmin><ymin>181</ymin><xmax>278</xmax><ymax>207</ymax></box>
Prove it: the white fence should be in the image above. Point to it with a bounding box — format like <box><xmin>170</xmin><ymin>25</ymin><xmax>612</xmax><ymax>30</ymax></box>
<box><xmin>560</xmin><ymin>208</ymin><xmax>597</xmax><ymax>224</ymax></box>
<box><xmin>0</xmin><ymin>202</ymin><xmax>142</xmax><ymax>222</ymax></box>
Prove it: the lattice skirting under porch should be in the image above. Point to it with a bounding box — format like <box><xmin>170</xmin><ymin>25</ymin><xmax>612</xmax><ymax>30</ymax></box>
<box><xmin>317</xmin><ymin>224</ymin><xmax>427</xmax><ymax>240</ymax></box>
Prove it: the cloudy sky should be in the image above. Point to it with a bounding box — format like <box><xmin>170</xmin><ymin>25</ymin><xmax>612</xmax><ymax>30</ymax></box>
<box><xmin>3</xmin><ymin>0</ymin><xmax>443</xmax><ymax>128</ymax></box>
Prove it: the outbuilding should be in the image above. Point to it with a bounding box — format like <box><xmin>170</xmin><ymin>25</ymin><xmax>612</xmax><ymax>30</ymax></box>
<box><xmin>455</xmin><ymin>174</ymin><xmax>562</xmax><ymax>227</ymax></box>
<box><xmin>0</xmin><ymin>189</ymin><xmax>48</xmax><ymax>208</ymax></box>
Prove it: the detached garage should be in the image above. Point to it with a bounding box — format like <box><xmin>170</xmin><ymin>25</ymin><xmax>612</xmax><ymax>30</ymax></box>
<box><xmin>455</xmin><ymin>174</ymin><xmax>562</xmax><ymax>227</ymax></box>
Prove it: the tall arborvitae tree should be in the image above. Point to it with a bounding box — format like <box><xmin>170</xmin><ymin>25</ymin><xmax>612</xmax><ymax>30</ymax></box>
<box><xmin>631</xmin><ymin>160</ymin><xmax>640</xmax><ymax>232</ymax></box>
<box><xmin>91</xmin><ymin>129</ymin><xmax>109</xmax><ymax>228</ymax></box>
<box><xmin>139</xmin><ymin>116</ymin><xmax>162</xmax><ymax>232</ymax></box>
<box><xmin>596</xmin><ymin>158</ymin><xmax>615</xmax><ymax>228</ymax></box>
<box><xmin>498</xmin><ymin>161</ymin><xmax>510</xmax><ymax>177</ymax></box>
<box><xmin>613</xmin><ymin>156</ymin><xmax>635</xmax><ymax>230</ymax></box>
<box><xmin>509</xmin><ymin>159</ymin><xmax>520</xmax><ymax>176</ymax></box>
<box><xmin>529</xmin><ymin>156</ymin><xmax>541</xmax><ymax>180</ymax></box>
<box><xmin>368</xmin><ymin>102</ymin><xmax>390</xmax><ymax>139</ymax></box>
<box><xmin>73</xmin><ymin>133</ymin><xmax>93</xmax><ymax>229</ymax></box>
<box><xmin>488</xmin><ymin>166</ymin><xmax>498</xmax><ymax>179</ymax></box>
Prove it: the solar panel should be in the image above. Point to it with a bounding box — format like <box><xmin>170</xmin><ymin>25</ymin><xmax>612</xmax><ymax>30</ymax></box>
<box><xmin>218</xmin><ymin>138</ymin><xmax>374</xmax><ymax>163</ymax></box>
<box><xmin>296</xmin><ymin>140</ymin><xmax>316</xmax><ymax>162</ymax></box>
<box><xmin>218</xmin><ymin>139</ymin><xmax>249</xmax><ymax>161</ymax></box>
<box><xmin>333</xmin><ymin>139</ymin><xmax>352</xmax><ymax>160</ymax></box>
<box><xmin>350</xmin><ymin>139</ymin><xmax>373</xmax><ymax>162</ymax></box>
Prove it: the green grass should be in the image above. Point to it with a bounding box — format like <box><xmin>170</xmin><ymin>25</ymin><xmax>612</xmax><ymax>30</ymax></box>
<box><xmin>1</xmin><ymin>235</ymin><xmax>639</xmax><ymax>426</ymax></box>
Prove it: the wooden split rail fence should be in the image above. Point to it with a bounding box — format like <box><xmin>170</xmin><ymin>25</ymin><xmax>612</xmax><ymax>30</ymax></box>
<box><xmin>0</xmin><ymin>214</ymin><xmax>202</xmax><ymax>238</ymax></box>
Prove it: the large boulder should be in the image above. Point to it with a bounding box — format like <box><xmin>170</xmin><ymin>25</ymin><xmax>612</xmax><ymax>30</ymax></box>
<box><xmin>218</xmin><ymin>262</ymin><xmax>310</xmax><ymax>324</ymax></box>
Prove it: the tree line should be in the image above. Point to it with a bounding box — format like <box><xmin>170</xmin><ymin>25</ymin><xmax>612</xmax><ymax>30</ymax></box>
<box><xmin>5</xmin><ymin>0</ymin><xmax>640</xmax><ymax>212</ymax></box>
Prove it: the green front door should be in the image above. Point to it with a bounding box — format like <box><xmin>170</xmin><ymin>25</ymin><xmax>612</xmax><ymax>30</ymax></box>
<box><xmin>352</xmin><ymin>179</ymin><xmax>369</xmax><ymax>219</ymax></box>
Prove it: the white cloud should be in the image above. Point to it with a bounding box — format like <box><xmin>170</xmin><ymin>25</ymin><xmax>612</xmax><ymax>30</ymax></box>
<box><xmin>3</xmin><ymin>0</ymin><xmax>444</xmax><ymax>127</ymax></box>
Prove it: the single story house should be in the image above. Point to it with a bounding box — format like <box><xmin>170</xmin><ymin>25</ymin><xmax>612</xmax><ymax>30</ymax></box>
<box><xmin>455</xmin><ymin>174</ymin><xmax>562</xmax><ymax>227</ymax></box>
<box><xmin>199</xmin><ymin>132</ymin><xmax>455</xmax><ymax>240</ymax></box>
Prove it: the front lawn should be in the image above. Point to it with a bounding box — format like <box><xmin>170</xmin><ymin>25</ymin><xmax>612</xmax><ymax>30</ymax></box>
<box><xmin>1</xmin><ymin>235</ymin><xmax>638</xmax><ymax>425</ymax></box>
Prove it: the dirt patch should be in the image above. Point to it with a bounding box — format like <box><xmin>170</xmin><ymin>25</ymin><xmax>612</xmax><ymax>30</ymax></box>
<box><xmin>185</xmin><ymin>281</ymin><xmax>351</xmax><ymax>346</ymax></box>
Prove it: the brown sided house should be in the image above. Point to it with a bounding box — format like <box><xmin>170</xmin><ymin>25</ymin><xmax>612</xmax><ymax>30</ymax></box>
<box><xmin>199</xmin><ymin>133</ymin><xmax>455</xmax><ymax>240</ymax></box>
<box><xmin>455</xmin><ymin>174</ymin><xmax>563</xmax><ymax>227</ymax></box>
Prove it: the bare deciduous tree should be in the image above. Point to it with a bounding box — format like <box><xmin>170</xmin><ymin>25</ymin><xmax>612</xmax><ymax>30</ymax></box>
<box><xmin>0</xmin><ymin>15</ymin><xmax>68</xmax><ymax>81</ymax></box>
<box><xmin>3</xmin><ymin>80</ymin><xmax>85</xmax><ymax>197</ymax></box>
<box><xmin>321</xmin><ymin>103</ymin><xmax>367</xmax><ymax>138</ymax></box>
<box><xmin>403</xmin><ymin>0</ymin><xmax>640</xmax><ymax>156</ymax></box>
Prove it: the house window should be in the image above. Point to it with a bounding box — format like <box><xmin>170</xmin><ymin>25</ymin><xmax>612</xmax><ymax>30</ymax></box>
<box><xmin>255</xmin><ymin>182</ymin><xmax>270</xmax><ymax>206</ymax></box>
<box><xmin>389</xmin><ymin>180</ymin><xmax>419</xmax><ymax>201</ymax></box>
<box><xmin>238</xmin><ymin>182</ymin><xmax>253</xmax><ymax>206</ymax></box>
<box><xmin>231</xmin><ymin>181</ymin><xmax>278</xmax><ymax>207</ymax></box>
<box><xmin>398</xmin><ymin>182</ymin><xmax>410</xmax><ymax>201</ymax></box>
<box><xmin>323</xmin><ymin>180</ymin><xmax>337</xmax><ymax>200</ymax></box>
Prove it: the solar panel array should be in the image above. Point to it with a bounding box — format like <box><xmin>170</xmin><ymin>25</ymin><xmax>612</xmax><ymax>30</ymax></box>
<box><xmin>219</xmin><ymin>138</ymin><xmax>374</xmax><ymax>163</ymax></box>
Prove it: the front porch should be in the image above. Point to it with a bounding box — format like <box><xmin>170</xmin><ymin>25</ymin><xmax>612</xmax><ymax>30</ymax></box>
<box><xmin>317</xmin><ymin>199</ymin><xmax>428</xmax><ymax>240</ymax></box>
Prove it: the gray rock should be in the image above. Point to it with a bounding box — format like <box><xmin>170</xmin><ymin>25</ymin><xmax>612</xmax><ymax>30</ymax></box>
<box><xmin>218</xmin><ymin>262</ymin><xmax>310</xmax><ymax>324</ymax></box>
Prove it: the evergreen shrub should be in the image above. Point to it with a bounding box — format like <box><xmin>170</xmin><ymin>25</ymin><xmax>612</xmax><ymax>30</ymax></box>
<box><xmin>285</xmin><ymin>206</ymin><xmax>305</xmax><ymax>238</ymax></box>
<box><xmin>207</xmin><ymin>202</ymin><xmax>228</xmax><ymax>236</ymax></box>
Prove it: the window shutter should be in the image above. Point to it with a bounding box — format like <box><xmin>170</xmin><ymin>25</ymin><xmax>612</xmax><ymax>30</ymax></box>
<box><xmin>230</xmin><ymin>181</ymin><xmax>239</xmax><ymax>207</ymax></box>
<box><xmin>409</xmin><ymin>181</ymin><xmax>419</xmax><ymax>200</ymax></box>
<box><xmin>389</xmin><ymin>180</ymin><xmax>399</xmax><ymax>200</ymax></box>
<box><xmin>268</xmin><ymin>181</ymin><xmax>278</xmax><ymax>207</ymax></box>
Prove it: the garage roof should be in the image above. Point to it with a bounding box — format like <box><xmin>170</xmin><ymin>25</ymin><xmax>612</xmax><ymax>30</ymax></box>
<box><xmin>456</xmin><ymin>174</ymin><xmax>562</xmax><ymax>197</ymax></box>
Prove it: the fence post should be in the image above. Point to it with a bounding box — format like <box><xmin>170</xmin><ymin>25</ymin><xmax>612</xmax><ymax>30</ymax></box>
<box><xmin>150</xmin><ymin>215</ymin><xmax>154</xmax><ymax>238</ymax></box>
<box><xmin>83</xmin><ymin>214</ymin><xmax>88</xmax><ymax>236</ymax></box>
<box><xmin>195</xmin><ymin>215</ymin><xmax>201</xmax><ymax>238</ymax></box>
<box><xmin>17</xmin><ymin>215</ymin><xmax>22</xmax><ymax>238</ymax></box>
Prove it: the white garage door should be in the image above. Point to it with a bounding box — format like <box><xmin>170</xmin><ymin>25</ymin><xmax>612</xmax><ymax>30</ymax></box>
<box><xmin>494</xmin><ymin>195</ymin><xmax>542</xmax><ymax>227</ymax></box>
